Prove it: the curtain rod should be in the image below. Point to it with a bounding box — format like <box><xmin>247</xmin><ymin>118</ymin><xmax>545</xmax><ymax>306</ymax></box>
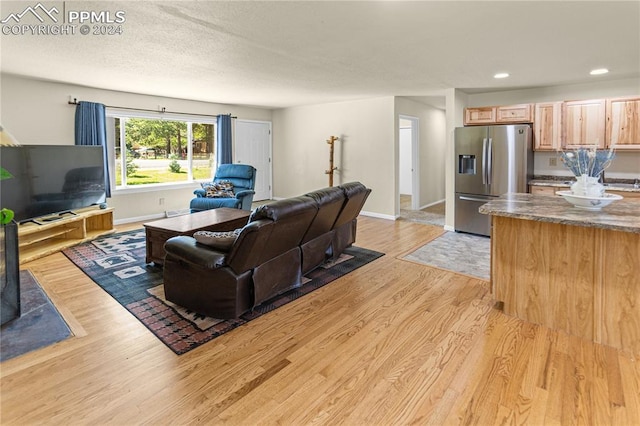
<box><xmin>68</xmin><ymin>98</ymin><xmax>237</xmax><ymax>119</ymax></box>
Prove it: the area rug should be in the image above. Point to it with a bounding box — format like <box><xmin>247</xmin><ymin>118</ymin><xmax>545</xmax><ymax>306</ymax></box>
<box><xmin>63</xmin><ymin>229</ymin><xmax>384</xmax><ymax>355</ymax></box>
<box><xmin>1</xmin><ymin>270</ymin><xmax>73</xmax><ymax>361</ymax></box>
<box><xmin>401</xmin><ymin>231</ymin><xmax>490</xmax><ymax>281</ymax></box>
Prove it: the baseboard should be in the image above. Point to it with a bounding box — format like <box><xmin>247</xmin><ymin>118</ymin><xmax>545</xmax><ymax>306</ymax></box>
<box><xmin>359</xmin><ymin>210</ymin><xmax>396</xmax><ymax>221</ymax></box>
<box><xmin>419</xmin><ymin>198</ymin><xmax>446</xmax><ymax>211</ymax></box>
<box><xmin>165</xmin><ymin>209</ymin><xmax>191</xmax><ymax>218</ymax></box>
<box><xmin>114</xmin><ymin>213</ymin><xmax>165</xmax><ymax>225</ymax></box>
<box><xmin>444</xmin><ymin>224</ymin><xmax>455</xmax><ymax>232</ymax></box>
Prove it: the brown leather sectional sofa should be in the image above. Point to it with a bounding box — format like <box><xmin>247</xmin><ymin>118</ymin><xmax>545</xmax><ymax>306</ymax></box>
<box><xmin>163</xmin><ymin>182</ymin><xmax>371</xmax><ymax>319</ymax></box>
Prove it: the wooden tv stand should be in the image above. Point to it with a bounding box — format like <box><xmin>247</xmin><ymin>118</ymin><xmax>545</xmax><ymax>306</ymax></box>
<box><xmin>18</xmin><ymin>207</ymin><xmax>115</xmax><ymax>264</ymax></box>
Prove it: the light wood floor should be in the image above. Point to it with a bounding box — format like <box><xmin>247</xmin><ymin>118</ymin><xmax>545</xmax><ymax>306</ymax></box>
<box><xmin>2</xmin><ymin>217</ymin><xmax>639</xmax><ymax>425</ymax></box>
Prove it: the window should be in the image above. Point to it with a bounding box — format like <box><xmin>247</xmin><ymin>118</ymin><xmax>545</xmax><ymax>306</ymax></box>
<box><xmin>107</xmin><ymin>110</ymin><xmax>216</xmax><ymax>189</ymax></box>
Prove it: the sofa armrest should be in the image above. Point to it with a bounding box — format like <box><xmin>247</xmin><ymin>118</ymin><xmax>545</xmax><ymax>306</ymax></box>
<box><xmin>193</xmin><ymin>188</ymin><xmax>206</xmax><ymax>197</ymax></box>
<box><xmin>164</xmin><ymin>236</ymin><xmax>227</xmax><ymax>269</ymax></box>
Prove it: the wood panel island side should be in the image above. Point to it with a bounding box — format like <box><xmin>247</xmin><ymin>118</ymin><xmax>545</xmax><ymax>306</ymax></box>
<box><xmin>479</xmin><ymin>194</ymin><xmax>640</xmax><ymax>356</ymax></box>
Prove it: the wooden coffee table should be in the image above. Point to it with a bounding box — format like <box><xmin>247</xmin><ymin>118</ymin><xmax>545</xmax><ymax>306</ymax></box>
<box><xmin>143</xmin><ymin>208</ymin><xmax>250</xmax><ymax>264</ymax></box>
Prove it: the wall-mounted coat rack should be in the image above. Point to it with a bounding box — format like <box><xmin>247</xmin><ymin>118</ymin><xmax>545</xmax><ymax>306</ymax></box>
<box><xmin>325</xmin><ymin>135</ymin><xmax>339</xmax><ymax>187</ymax></box>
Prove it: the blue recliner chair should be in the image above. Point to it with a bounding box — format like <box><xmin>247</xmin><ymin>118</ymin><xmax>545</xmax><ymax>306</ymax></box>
<box><xmin>190</xmin><ymin>164</ymin><xmax>256</xmax><ymax>212</ymax></box>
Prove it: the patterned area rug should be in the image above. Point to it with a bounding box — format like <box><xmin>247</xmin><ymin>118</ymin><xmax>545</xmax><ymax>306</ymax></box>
<box><xmin>1</xmin><ymin>270</ymin><xmax>72</xmax><ymax>361</ymax></box>
<box><xmin>63</xmin><ymin>229</ymin><xmax>384</xmax><ymax>355</ymax></box>
<box><xmin>402</xmin><ymin>231</ymin><xmax>490</xmax><ymax>280</ymax></box>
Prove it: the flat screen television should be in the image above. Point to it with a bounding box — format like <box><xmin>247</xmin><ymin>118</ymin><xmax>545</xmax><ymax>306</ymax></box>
<box><xmin>1</xmin><ymin>145</ymin><xmax>107</xmax><ymax>224</ymax></box>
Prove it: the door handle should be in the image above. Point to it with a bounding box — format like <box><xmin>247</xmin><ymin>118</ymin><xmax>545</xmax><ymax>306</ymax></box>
<box><xmin>482</xmin><ymin>138</ymin><xmax>488</xmax><ymax>185</ymax></box>
<box><xmin>459</xmin><ymin>196</ymin><xmax>492</xmax><ymax>202</ymax></box>
<box><xmin>487</xmin><ymin>138</ymin><xmax>493</xmax><ymax>185</ymax></box>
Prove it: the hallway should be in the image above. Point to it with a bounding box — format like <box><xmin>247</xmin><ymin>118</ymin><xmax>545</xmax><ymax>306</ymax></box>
<box><xmin>400</xmin><ymin>195</ymin><xmax>445</xmax><ymax>227</ymax></box>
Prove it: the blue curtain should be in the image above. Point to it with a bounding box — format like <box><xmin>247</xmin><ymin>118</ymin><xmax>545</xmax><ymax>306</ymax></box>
<box><xmin>216</xmin><ymin>114</ymin><xmax>233</xmax><ymax>165</ymax></box>
<box><xmin>75</xmin><ymin>101</ymin><xmax>111</xmax><ymax>197</ymax></box>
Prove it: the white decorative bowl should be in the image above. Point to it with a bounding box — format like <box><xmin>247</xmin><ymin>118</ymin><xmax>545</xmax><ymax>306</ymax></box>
<box><xmin>556</xmin><ymin>191</ymin><xmax>623</xmax><ymax>210</ymax></box>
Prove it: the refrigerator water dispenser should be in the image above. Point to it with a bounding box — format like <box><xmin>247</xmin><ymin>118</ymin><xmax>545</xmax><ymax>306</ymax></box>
<box><xmin>458</xmin><ymin>155</ymin><xmax>476</xmax><ymax>174</ymax></box>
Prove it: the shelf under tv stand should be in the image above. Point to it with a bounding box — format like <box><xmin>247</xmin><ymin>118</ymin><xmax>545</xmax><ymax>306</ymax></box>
<box><xmin>18</xmin><ymin>206</ymin><xmax>115</xmax><ymax>264</ymax></box>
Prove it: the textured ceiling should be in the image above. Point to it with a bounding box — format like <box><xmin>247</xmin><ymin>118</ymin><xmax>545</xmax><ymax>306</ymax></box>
<box><xmin>1</xmin><ymin>1</ymin><xmax>639</xmax><ymax>109</ymax></box>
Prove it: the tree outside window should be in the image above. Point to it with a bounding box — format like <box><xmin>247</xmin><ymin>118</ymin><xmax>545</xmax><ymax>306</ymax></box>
<box><xmin>111</xmin><ymin>115</ymin><xmax>215</xmax><ymax>187</ymax></box>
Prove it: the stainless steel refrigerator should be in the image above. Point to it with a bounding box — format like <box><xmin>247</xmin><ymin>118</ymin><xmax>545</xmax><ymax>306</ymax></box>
<box><xmin>454</xmin><ymin>124</ymin><xmax>533</xmax><ymax>236</ymax></box>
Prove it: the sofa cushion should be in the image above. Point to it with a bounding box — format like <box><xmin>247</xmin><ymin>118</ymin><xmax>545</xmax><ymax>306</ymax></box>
<box><xmin>333</xmin><ymin>182</ymin><xmax>371</xmax><ymax>228</ymax></box>
<box><xmin>303</xmin><ymin>186</ymin><xmax>345</xmax><ymax>242</ymax></box>
<box><xmin>249</xmin><ymin>196</ymin><xmax>317</xmax><ymax>222</ymax></box>
<box><xmin>193</xmin><ymin>228</ymin><xmax>241</xmax><ymax>251</ymax></box>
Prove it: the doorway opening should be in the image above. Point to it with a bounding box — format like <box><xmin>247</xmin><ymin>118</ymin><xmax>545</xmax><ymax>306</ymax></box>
<box><xmin>399</xmin><ymin>115</ymin><xmax>419</xmax><ymax>210</ymax></box>
<box><xmin>398</xmin><ymin>114</ymin><xmax>445</xmax><ymax>226</ymax></box>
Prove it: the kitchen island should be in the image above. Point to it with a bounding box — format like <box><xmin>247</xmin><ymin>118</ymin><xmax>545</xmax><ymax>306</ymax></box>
<box><xmin>479</xmin><ymin>193</ymin><xmax>639</xmax><ymax>356</ymax></box>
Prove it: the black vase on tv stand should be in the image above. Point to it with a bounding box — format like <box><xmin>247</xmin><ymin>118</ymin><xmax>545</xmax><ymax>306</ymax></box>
<box><xmin>1</xmin><ymin>221</ymin><xmax>20</xmax><ymax>325</ymax></box>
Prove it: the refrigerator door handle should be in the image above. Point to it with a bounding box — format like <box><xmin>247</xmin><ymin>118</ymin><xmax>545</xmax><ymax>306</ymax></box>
<box><xmin>459</xmin><ymin>195</ymin><xmax>493</xmax><ymax>202</ymax></box>
<box><xmin>487</xmin><ymin>138</ymin><xmax>493</xmax><ymax>185</ymax></box>
<box><xmin>482</xmin><ymin>138</ymin><xmax>488</xmax><ymax>185</ymax></box>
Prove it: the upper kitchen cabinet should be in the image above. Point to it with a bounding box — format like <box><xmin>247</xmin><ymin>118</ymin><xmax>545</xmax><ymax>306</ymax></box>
<box><xmin>464</xmin><ymin>104</ymin><xmax>533</xmax><ymax>125</ymax></box>
<box><xmin>606</xmin><ymin>96</ymin><xmax>640</xmax><ymax>150</ymax></box>
<box><xmin>534</xmin><ymin>102</ymin><xmax>562</xmax><ymax>151</ymax></box>
<box><xmin>464</xmin><ymin>107</ymin><xmax>496</xmax><ymax>125</ymax></box>
<box><xmin>562</xmin><ymin>99</ymin><xmax>606</xmax><ymax>149</ymax></box>
<box><xmin>496</xmin><ymin>104</ymin><xmax>534</xmax><ymax>123</ymax></box>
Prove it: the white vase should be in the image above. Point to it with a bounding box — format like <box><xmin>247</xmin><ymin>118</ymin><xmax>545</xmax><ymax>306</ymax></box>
<box><xmin>571</xmin><ymin>174</ymin><xmax>604</xmax><ymax>197</ymax></box>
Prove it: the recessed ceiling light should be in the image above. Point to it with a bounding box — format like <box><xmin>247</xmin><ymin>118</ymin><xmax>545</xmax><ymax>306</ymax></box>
<box><xmin>494</xmin><ymin>73</ymin><xmax>509</xmax><ymax>79</ymax></box>
<box><xmin>590</xmin><ymin>68</ymin><xmax>609</xmax><ymax>75</ymax></box>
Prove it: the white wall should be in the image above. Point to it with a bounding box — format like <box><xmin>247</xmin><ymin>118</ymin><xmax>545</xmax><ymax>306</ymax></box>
<box><xmin>0</xmin><ymin>73</ymin><xmax>272</xmax><ymax>222</ymax></box>
<box><xmin>444</xmin><ymin>89</ymin><xmax>468</xmax><ymax>231</ymax></box>
<box><xmin>272</xmin><ymin>97</ymin><xmax>395</xmax><ymax>218</ymax></box>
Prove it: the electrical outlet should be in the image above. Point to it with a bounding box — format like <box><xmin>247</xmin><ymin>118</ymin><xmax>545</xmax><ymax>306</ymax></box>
<box><xmin>549</xmin><ymin>157</ymin><xmax>557</xmax><ymax>167</ymax></box>
<box><xmin>159</xmin><ymin>198</ymin><xmax>165</xmax><ymax>205</ymax></box>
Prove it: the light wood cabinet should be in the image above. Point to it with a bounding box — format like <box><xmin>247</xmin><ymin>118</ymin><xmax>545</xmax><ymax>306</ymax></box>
<box><xmin>496</xmin><ymin>104</ymin><xmax>534</xmax><ymax>123</ymax></box>
<box><xmin>464</xmin><ymin>107</ymin><xmax>496</xmax><ymax>125</ymax></box>
<box><xmin>534</xmin><ymin>102</ymin><xmax>562</xmax><ymax>151</ymax></box>
<box><xmin>529</xmin><ymin>185</ymin><xmax>560</xmax><ymax>196</ymax></box>
<box><xmin>464</xmin><ymin>104</ymin><xmax>534</xmax><ymax>125</ymax></box>
<box><xmin>606</xmin><ymin>96</ymin><xmax>640</xmax><ymax>150</ymax></box>
<box><xmin>562</xmin><ymin>99</ymin><xmax>606</xmax><ymax>148</ymax></box>
<box><xmin>465</xmin><ymin>96</ymin><xmax>639</xmax><ymax>151</ymax></box>
<box><xmin>491</xmin><ymin>215</ymin><xmax>640</xmax><ymax>356</ymax></box>
<box><xmin>18</xmin><ymin>207</ymin><xmax>115</xmax><ymax>264</ymax></box>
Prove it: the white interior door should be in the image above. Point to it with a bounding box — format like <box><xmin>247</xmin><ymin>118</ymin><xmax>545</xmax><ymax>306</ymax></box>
<box><xmin>234</xmin><ymin>120</ymin><xmax>272</xmax><ymax>201</ymax></box>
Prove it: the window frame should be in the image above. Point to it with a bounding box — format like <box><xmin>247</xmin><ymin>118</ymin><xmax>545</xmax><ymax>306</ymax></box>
<box><xmin>106</xmin><ymin>108</ymin><xmax>217</xmax><ymax>193</ymax></box>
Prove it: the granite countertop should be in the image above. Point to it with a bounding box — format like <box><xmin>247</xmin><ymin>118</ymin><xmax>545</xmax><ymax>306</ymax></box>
<box><xmin>529</xmin><ymin>176</ymin><xmax>640</xmax><ymax>193</ymax></box>
<box><xmin>479</xmin><ymin>193</ymin><xmax>640</xmax><ymax>234</ymax></box>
